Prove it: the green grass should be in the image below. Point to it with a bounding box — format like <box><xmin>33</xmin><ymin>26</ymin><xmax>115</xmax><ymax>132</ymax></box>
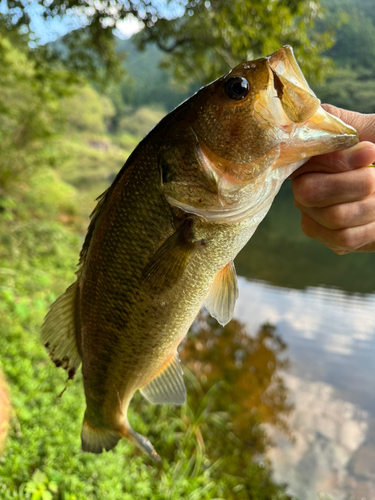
<box><xmin>0</xmin><ymin>126</ymin><xmax>294</xmax><ymax>500</ymax></box>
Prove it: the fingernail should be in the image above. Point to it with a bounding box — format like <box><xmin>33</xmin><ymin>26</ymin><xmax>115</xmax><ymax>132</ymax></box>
<box><xmin>348</xmin><ymin>147</ymin><xmax>375</xmax><ymax>169</ymax></box>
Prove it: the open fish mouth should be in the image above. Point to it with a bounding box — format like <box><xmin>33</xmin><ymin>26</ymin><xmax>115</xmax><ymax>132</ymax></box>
<box><xmin>267</xmin><ymin>46</ymin><xmax>358</xmax><ymax>141</ymax></box>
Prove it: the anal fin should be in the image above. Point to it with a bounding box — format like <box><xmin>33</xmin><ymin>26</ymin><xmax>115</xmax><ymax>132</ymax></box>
<box><xmin>81</xmin><ymin>415</ymin><xmax>160</xmax><ymax>460</ymax></box>
<box><xmin>205</xmin><ymin>261</ymin><xmax>238</xmax><ymax>326</ymax></box>
<box><xmin>140</xmin><ymin>354</ymin><xmax>186</xmax><ymax>405</ymax></box>
<box><xmin>41</xmin><ymin>281</ymin><xmax>81</xmax><ymax>379</ymax></box>
<box><xmin>81</xmin><ymin>417</ymin><xmax>120</xmax><ymax>454</ymax></box>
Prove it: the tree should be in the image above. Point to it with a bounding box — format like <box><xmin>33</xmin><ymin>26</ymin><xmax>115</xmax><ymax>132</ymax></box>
<box><xmin>137</xmin><ymin>0</ymin><xmax>335</xmax><ymax>85</ymax></box>
<box><xmin>311</xmin><ymin>0</ymin><xmax>375</xmax><ymax>113</ymax></box>
<box><xmin>64</xmin><ymin>85</ymin><xmax>115</xmax><ymax>134</ymax></box>
<box><xmin>0</xmin><ymin>29</ymin><xmax>71</xmax><ymax>188</ymax></box>
<box><xmin>2</xmin><ymin>0</ymin><xmax>334</xmax><ymax>84</ymax></box>
<box><xmin>321</xmin><ymin>0</ymin><xmax>375</xmax><ymax>74</ymax></box>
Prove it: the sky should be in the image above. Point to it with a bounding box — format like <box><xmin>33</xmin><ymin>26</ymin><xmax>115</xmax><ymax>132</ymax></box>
<box><xmin>0</xmin><ymin>0</ymin><xmax>186</xmax><ymax>45</ymax></box>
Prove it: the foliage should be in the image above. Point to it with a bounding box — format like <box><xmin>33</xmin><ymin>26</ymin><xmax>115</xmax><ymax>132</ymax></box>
<box><xmin>2</xmin><ymin>0</ymin><xmax>332</xmax><ymax>84</ymax></box>
<box><xmin>321</xmin><ymin>0</ymin><xmax>375</xmax><ymax>73</ymax></box>
<box><xmin>118</xmin><ymin>106</ymin><xmax>166</xmax><ymax>138</ymax></box>
<box><xmin>313</xmin><ymin>68</ymin><xmax>375</xmax><ymax>113</ymax></box>
<box><xmin>181</xmin><ymin>315</ymin><xmax>293</xmax><ymax>469</ymax></box>
<box><xmin>114</xmin><ymin>39</ymin><xmax>195</xmax><ymax>111</ymax></box>
<box><xmin>107</xmin><ymin>38</ymin><xmax>196</xmax><ymax>131</ymax></box>
<box><xmin>0</xmin><ymin>33</ymin><xmax>66</xmax><ymax>188</ymax></box>
<box><xmin>311</xmin><ymin>0</ymin><xmax>375</xmax><ymax>113</ymax></box>
<box><xmin>64</xmin><ymin>86</ymin><xmax>116</xmax><ymax>134</ymax></box>
<box><xmin>137</xmin><ymin>0</ymin><xmax>334</xmax><ymax>85</ymax></box>
<box><xmin>25</xmin><ymin>470</ymin><xmax>59</xmax><ymax>500</ymax></box>
<box><xmin>0</xmin><ymin>152</ymin><xmax>294</xmax><ymax>500</ymax></box>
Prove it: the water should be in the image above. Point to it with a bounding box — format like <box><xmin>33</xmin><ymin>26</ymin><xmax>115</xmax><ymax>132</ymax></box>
<box><xmin>233</xmin><ymin>182</ymin><xmax>375</xmax><ymax>500</ymax></box>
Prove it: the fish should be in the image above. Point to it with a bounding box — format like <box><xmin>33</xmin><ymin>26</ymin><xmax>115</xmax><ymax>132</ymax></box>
<box><xmin>42</xmin><ymin>46</ymin><xmax>358</xmax><ymax>460</ymax></box>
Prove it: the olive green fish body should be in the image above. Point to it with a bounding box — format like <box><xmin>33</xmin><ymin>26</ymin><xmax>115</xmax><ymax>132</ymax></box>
<box><xmin>79</xmin><ymin>141</ymin><xmax>255</xmax><ymax>432</ymax></box>
<box><xmin>42</xmin><ymin>46</ymin><xmax>359</xmax><ymax>459</ymax></box>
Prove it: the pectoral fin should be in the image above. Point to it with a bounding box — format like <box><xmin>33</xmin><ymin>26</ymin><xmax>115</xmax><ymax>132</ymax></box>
<box><xmin>140</xmin><ymin>354</ymin><xmax>186</xmax><ymax>405</ymax></box>
<box><xmin>142</xmin><ymin>222</ymin><xmax>200</xmax><ymax>293</ymax></box>
<box><xmin>205</xmin><ymin>261</ymin><xmax>239</xmax><ymax>326</ymax></box>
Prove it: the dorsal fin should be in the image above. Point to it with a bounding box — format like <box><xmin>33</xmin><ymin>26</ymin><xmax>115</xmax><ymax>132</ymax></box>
<box><xmin>140</xmin><ymin>354</ymin><xmax>186</xmax><ymax>405</ymax></box>
<box><xmin>77</xmin><ymin>159</ymin><xmax>135</xmax><ymax>275</ymax></box>
<box><xmin>77</xmin><ymin>188</ymin><xmax>109</xmax><ymax>274</ymax></box>
<box><xmin>205</xmin><ymin>261</ymin><xmax>239</xmax><ymax>326</ymax></box>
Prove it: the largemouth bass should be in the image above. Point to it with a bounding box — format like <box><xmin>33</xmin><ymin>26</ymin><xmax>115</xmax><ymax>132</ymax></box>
<box><xmin>42</xmin><ymin>46</ymin><xmax>358</xmax><ymax>460</ymax></box>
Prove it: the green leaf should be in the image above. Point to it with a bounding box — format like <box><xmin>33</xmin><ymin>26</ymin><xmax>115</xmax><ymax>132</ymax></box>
<box><xmin>25</xmin><ymin>481</ymin><xmax>37</xmax><ymax>493</ymax></box>
<box><xmin>42</xmin><ymin>490</ymin><xmax>53</xmax><ymax>500</ymax></box>
<box><xmin>48</xmin><ymin>481</ymin><xmax>59</xmax><ymax>493</ymax></box>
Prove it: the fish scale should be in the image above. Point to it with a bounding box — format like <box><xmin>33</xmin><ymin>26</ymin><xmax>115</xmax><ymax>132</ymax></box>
<box><xmin>42</xmin><ymin>46</ymin><xmax>358</xmax><ymax>459</ymax></box>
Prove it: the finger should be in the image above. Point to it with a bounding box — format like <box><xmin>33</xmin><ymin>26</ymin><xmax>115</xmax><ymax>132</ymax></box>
<box><xmin>292</xmin><ymin>167</ymin><xmax>375</xmax><ymax>208</ymax></box>
<box><xmin>321</xmin><ymin>104</ymin><xmax>375</xmax><ymax>143</ymax></box>
<box><xmin>289</xmin><ymin>141</ymin><xmax>375</xmax><ymax>178</ymax></box>
<box><xmin>300</xmin><ymin>212</ymin><xmax>375</xmax><ymax>254</ymax></box>
<box><xmin>294</xmin><ymin>195</ymin><xmax>375</xmax><ymax>230</ymax></box>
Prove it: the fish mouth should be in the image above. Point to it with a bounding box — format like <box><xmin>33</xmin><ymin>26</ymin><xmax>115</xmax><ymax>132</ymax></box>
<box><xmin>265</xmin><ymin>46</ymin><xmax>359</xmax><ymax>154</ymax></box>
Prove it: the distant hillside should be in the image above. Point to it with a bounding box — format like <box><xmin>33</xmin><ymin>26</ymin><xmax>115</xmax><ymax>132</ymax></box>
<box><xmin>116</xmin><ymin>37</ymin><xmax>199</xmax><ymax>111</ymax></box>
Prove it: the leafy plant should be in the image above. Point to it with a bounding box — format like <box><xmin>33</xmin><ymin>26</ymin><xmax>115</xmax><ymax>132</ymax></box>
<box><xmin>25</xmin><ymin>470</ymin><xmax>58</xmax><ymax>500</ymax></box>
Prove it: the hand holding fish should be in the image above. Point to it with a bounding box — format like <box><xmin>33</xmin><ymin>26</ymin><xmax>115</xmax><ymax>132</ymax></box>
<box><xmin>291</xmin><ymin>106</ymin><xmax>375</xmax><ymax>254</ymax></box>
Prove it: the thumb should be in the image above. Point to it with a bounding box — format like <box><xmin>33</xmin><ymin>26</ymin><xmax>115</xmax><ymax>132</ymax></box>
<box><xmin>322</xmin><ymin>104</ymin><xmax>375</xmax><ymax>143</ymax></box>
<box><xmin>289</xmin><ymin>141</ymin><xmax>375</xmax><ymax>178</ymax></box>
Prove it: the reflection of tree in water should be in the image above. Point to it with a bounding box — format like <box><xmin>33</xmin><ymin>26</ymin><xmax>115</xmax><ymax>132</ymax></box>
<box><xmin>130</xmin><ymin>313</ymin><xmax>294</xmax><ymax>498</ymax></box>
<box><xmin>180</xmin><ymin>312</ymin><xmax>293</xmax><ymax>471</ymax></box>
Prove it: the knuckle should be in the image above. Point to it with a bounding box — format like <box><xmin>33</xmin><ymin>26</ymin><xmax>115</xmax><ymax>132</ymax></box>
<box><xmin>322</xmin><ymin>205</ymin><xmax>347</xmax><ymax>229</ymax></box>
<box><xmin>334</xmin><ymin>229</ymin><xmax>357</xmax><ymax>250</ymax></box>
<box><xmin>359</xmin><ymin>170</ymin><xmax>375</xmax><ymax>198</ymax></box>
<box><xmin>292</xmin><ymin>175</ymin><xmax>319</xmax><ymax>207</ymax></box>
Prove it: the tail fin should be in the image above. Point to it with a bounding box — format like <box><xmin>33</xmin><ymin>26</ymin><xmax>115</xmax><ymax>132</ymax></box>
<box><xmin>81</xmin><ymin>417</ymin><xmax>120</xmax><ymax>454</ymax></box>
<box><xmin>81</xmin><ymin>416</ymin><xmax>160</xmax><ymax>461</ymax></box>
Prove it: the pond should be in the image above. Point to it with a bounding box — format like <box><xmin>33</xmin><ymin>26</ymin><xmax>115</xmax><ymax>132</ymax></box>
<box><xmin>233</xmin><ymin>181</ymin><xmax>375</xmax><ymax>500</ymax></box>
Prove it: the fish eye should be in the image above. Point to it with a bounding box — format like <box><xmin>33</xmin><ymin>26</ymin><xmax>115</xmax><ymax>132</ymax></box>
<box><xmin>224</xmin><ymin>76</ymin><xmax>250</xmax><ymax>101</ymax></box>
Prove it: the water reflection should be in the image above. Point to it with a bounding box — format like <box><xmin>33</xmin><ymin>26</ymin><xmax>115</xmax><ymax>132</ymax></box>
<box><xmin>267</xmin><ymin>375</ymin><xmax>370</xmax><ymax>500</ymax></box>
<box><xmin>182</xmin><ymin>313</ymin><xmax>293</xmax><ymax>468</ymax></box>
<box><xmin>234</xmin><ymin>279</ymin><xmax>375</xmax><ymax>500</ymax></box>
<box><xmin>235</xmin><ymin>279</ymin><xmax>375</xmax><ymax>416</ymax></box>
<box><xmin>235</xmin><ymin>182</ymin><xmax>375</xmax><ymax>294</ymax></box>
<box><xmin>228</xmin><ymin>183</ymin><xmax>375</xmax><ymax>499</ymax></box>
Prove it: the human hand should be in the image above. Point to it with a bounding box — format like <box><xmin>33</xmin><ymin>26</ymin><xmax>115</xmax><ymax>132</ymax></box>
<box><xmin>291</xmin><ymin>105</ymin><xmax>375</xmax><ymax>254</ymax></box>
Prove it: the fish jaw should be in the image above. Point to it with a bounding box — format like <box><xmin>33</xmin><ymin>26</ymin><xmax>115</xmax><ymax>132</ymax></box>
<box><xmin>272</xmin><ymin>106</ymin><xmax>359</xmax><ymax>173</ymax></box>
<box><xmin>253</xmin><ymin>45</ymin><xmax>359</xmax><ymax>170</ymax></box>
<box><xmin>161</xmin><ymin>46</ymin><xmax>358</xmax><ymax>221</ymax></box>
